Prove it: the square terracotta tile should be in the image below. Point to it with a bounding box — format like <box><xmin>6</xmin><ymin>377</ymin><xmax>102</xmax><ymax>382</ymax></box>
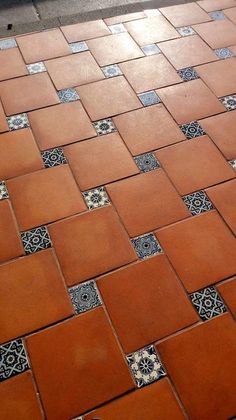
<box><xmin>104</xmin><ymin>12</ymin><xmax>146</xmax><ymax>25</ymax></box>
<box><xmin>87</xmin><ymin>33</ymin><xmax>144</xmax><ymax>66</ymax></box>
<box><xmin>114</xmin><ymin>105</ymin><xmax>185</xmax><ymax>155</ymax></box>
<box><xmin>157</xmin><ymin>314</ymin><xmax>236</xmax><ymax>419</ymax></box>
<box><xmin>160</xmin><ymin>3</ymin><xmax>211</xmax><ymax>27</ymax></box>
<box><xmin>158</xmin><ymin>35</ymin><xmax>218</xmax><ymax>70</ymax></box>
<box><xmin>206</xmin><ymin>179</ymin><xmax>236</xmax><ymax>234</ymax></box>
<box><xmin>26</xmin><ymin>308</ymin><xmax>134</xmax><ymax>418</ymax></box>
<box><xmin>64</xmin><ymin>132</ymin><xmax>139</xmax><ymax>190</ymax></box>
<box><xmin>17</xmin><ymin>28</ymin><xmax>71</xmax><ymax>63</ymax></box>
<box><xmin>61</xmin><ymin>20</ymin><xmax>110</xmax><ymax>42</ymax></box>
<box><xmin>28</xmin><ymin>102</ymin><xmax>96</xmax><ymax>150</ymax></box>
<box><xmin>77</xmin><ymin>77</ymin><xmax>142</xmax><ymax>121</ymax></box>
<box><xmin>0</xmin><ymin>200</ymin><xmax>23</xmax><ymax>263</ymax></box>
<box><xmin>0</xmin><ymin>249</ymin><xmax>73</xmax><ymax>344</ymax></box>
<box><xmin>157</xmin><ymin>79</ymin><xmax>224</xmax><ymax>124</ymax></box>
<box><xmin>224</xmin><ymin>6</ymin><xmax>236</xmax><ymax>23</ymax></box>
<box><xmin>0</xmin><ymin>128</ymin><xmax>44</xmax><ymax>179</ymax></box>
<box><xmin>0</xmin><ymin>101</ymin><xmax>9</xmax><ymax>133</ymax></box>
<box><xmin>197</xmin><ymin>0</ymin><xmax>236</xmax><ymax>11</ymax></box>
<box><xmin>0</xmin><ymin>73</ymin><xmax>59</xmax><ymax>116</ymax></box>
<box><xmin>119</xmin><ymin>55</ymin><xmax>182</xmax><ymax>93</ymax></box>
<box><xmin>45</xmin><ymin>52</ymin><xmax>105</xmax><ymax>90</ymax></box>
<box><xmin>156</xmin><ymin>136</ymin><xmax>235</xmax><ymax>195</ymax></box>
<box><xmin>156</xmin><ymin>211</ymin><xmax>236</xmax><ymax>292</ymax></box>
<box><xmin>217</xmin><ymin>277</ymin><xmax>236</xmax><ymax>318</ymax></box>
<box><xmin>98</xmin><ymin>255</ymin><xmax>198</xmax><ymax>353</ymax></box>
<box><xmin>0</xmin><ymin>48</ymin><xmax>27</xmax><ymax>81</ymax></box>
<box><xmin>125</xmin><ymin>16</ymin><xmax>179</xmax><ymax>46</ymax></box>
<box><xmin>48</xmin><ymin>206</ymin><xmax>137</xmax><ymax>285</ymax></box>
<box><xmin>195</xmin><ymin>58</ymin><xmax>236</xmax><ymax>97</ymax></box>
<box><xmin>193</xmin><ymin>20</ymin><xmax>236</xmax><ymax>48</ymax></box>
<box><xmin>7</xmin><ymin>165</ymin><xmax>86</xmax><ymax>230</ymax></box>
<box><xmin>106</xmin><ymin>170</ymin><xmax>190</xmax><ymax>237</ymax></box>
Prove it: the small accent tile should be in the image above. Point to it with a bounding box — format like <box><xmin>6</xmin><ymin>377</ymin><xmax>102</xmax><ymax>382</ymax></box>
<box><xmin>220</xmin><ymin>95</ymin><xmax>236</xmax><ymax>111</ymax></box>
<box><xmin>180</xmin><ymin>121</ymin><xmax>206</xmax><ymax>139</ymax></box>
<box><xmin>141</xmin><ymin>44</ymin><xmax>161</xmax><ymax>56</ymax></box>
<box><xmin>177</xmin><ymin>67</ymin><xmax>199</xmax><ymax>81</ymax></box>
<box><xmin>69</xmin><ymin>280</ymin><xmax>102</xmax><ymax>314</ymax></box>
<box><xmin>190</xmin><ymin>286</ymin><xmax>227</xmax><ymax>321</ymax></box>
<box><xmin>229</xmin><ymin>159</ymin><xmax>236</xmax><ymax>170</ymax></box>
<box><xmin>82</xmin><ymin>187</ymin><xmax>110</xmax><ymax>210</ymax></box>
<box><xmin>138</xmin><ymin>91</ymin><xmax>161</xmax><ymax>107</ymax></box>
<box><xmin>69</xmin><ymin>41</ymin><xmax>88</xmax><ymax>53</ymax></box>
<box><xmin>21</xmin><ymin>226</ymin><xmax>51</xmax><ymax>255</ymax></box>
<box><xmin>214</xmin><ymin>48</ymin><xmax>234</xmax><ymax>59</ymax></box>
<box><xmin>126</xmin><ymin>345</ymin><xmax>166</xmax><ymax>388</ymax></box>
<box><xmin>183</xmin><ymin>191</ymin><xmax>213</xmax><ymax>215</ymax></box>
<box><xmin>93</xmin><ymin>118</ymin><xmax>117</xmax><ymax>135</ymax></box>
<box><xmin>0</xmin><ymin>38</ymin><xmax>17</xmax><ymax>50</ymax></box>
<box><xmin>0</xmin><ymin>181</ymin><xmax>9</xmax><ymax>200</ymax></box>
<box><xmin>177</xmin><ymin>26</ymin><xmax>195</xmax><ymax>36</ymax></box>
<box><xmin>101</xmin><ymin>64</ymin><xmax>123</xmax><ymax>78</ymax></box>
<box><xmin>7</xmin><ymin>113</ymin><xmax>29</xmax><ymax>131</ymax></box>
<box><xmin>109</xmin><ymin>23</ymin><xmax>127</xmax><ymax>34</ymax></box>
<box><xmin>144</xmin><ymin>9</ymin><xmax>160</xmax><ymax>17</ymax></box>
<box><xmin>134</xmin><ymin>153</ymin><xmax>160</xmax><ymax>172</ymax></box>
<box><xmin>41</xmin><ymin>148</ymin><xmax>67</xmax><ymax>168</ymax></box>
<box><xmin>26</xmin><ymin>62</ymin><xmax>46</xmax><ymax>74</ymax></box>
<box><xmin>131</xmin><ymin>233</ymin><xmax>162</xmax><ymax>259</ymax></box>
<box><xmin>0</xmin><ymin>339</ymin><xmax>29</xmax><ymax>382</ymax></box>
<box><xmin>57</xmin><ymin>88</ymin><xmax>80</xmax><ymax>103</ymax></box>
<box><xmin>208</xmin><ymin>11</ymin><xmax>225</xmax><ymax>20</ymax></box>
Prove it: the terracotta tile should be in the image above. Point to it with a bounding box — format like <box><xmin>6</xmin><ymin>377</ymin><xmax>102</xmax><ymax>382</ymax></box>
<box><xmin>85</xmin><ymin>378</ymin><xmax>185</xmax><ymax>420</ymax></box>
<box><xmin>106</xmin><ymin>170</ymin><xmax>190</xmax><ymax>237</ymax></box>
<box><xmin>87</xmin><ymin>33</ymin><xmax>143</xmax><ymax>66</ymax></box>
<box><xmin>206</xmin><ymin>179</ymin><xmax>236</xmax><ymax>234</ymax></box>
<box><xmin>0</xmin><ymin>48</ymin><xmax>27</xmax><ymax>81</ymax></box>
<box><xmin>26</xmin><ymin>308</ymin><xmax>134</xmax><ymax>418</ymax></box>
<box><xmin>0</xmin><ymin>372</ymin><xmax>43</xmax><ymax>420</ymax></box>
<box><xmin>48</xmin><ymin>206</ymin><xmax>137</xmax><ymax>285</ymax></box>
<box><xmin>77</xmin><ymin>77</ymin><xmax>142</xmax><ymax>121</ymax></box>
<box><xmin>156</xmin><ymin>136</ymin><xmax>235</xmax><ymax>195</ymax></box>
<box><xmin>0</xmin><ymin>73</ymin><xmax>59</xmax><ymax>116</ymax></box>
<box><xmin>0</xmin><ymin>128</ymin><xmax>43</xmax><ymax>180</ymax></box>
<box><xmin>45</xmin><ymin>52</ymin><xmax>104</xmax><ymax>90</ymax></box>
<box><xmin>17</xmin><ymin>28</ymin><xmax>71</xmax><ymax>63</ymax></box>
<box><xmin>98</xmin><ymin>255</ymin><xmax>198</xmax><ymax>353</ymax></box>
<box><xmin>0</xmin><ymin>200</ymin><xmax>24</xmax><ymax>263</ymax></box>
<box><xmin>156</xmin><ymin>211</ymin><xmax>236</xmax><ymax>292</ymax></box>
<box><xmin>217</xmin><ymin>277</ymin><xmax>236</xmax><ymax>318</ymax></box>
<box><xmin>61</xmin><ymin>20</ymin><xmax>110</xmax><ymax>42</ymax></box>
<box><xmin>104</xmin><ymin>12</ymin><xmax>146</xmax><ymax>25</ymax></box>
<box><xmin>0</xmin><ymin>249</ymin><xmax>73</xmax><ymax>344</ymax></box>
<box><xmin>124</xmin><ymin>16</ymin><xmax>179</xmax><ymax>46</ymax></box>
<box><xmin>196</xmin><ymin>58</ymin><xmax>236</xmax><ymax>97</ymax></box>
<box><xmin>29</xmin><ymin>102</ymin><xmax>96</xmax><ymax>150</ymax></box>
<box><xmin>197</xmin><ymin>0</ymin><xmax>236</xmax><ymax>12</ymax></box>
<box><xmin>193</xmin><ymin>20</ymin><xmax>236</xmax><ymax>48</ymax></box>
<box><xmin>158</xmin><ymin>35</ymin><xmax>218</xmax><ymax>70</ymax></box>
<box><xmin>0</xmin><ymin>100</ymin><xmax>9</xmax><ymax>133</ymax></box>
<box><xmin>119</xmin><ymin>55</ymin><xmax>181</xmax><ymax>93</ymax></box>
<box><xmin>157</xmin><ymin>314</ymin><xmax>236</xmax><ymax>419</ymax></box>
<box><xmin>160</xmin><ymin>3</ymin><xmax>211</xmax><ymax>27</ymax></box>
<box><xmin>157</xmin><ymin>79</ymin><xmax>224</xmax><ymax>124</ymax></box>
<box><xmin>224</xmin><ymin>6</ymin><xmax>236</xmax><ymax>23</ymax></box>
<box><xmin>64</xmin><ymin>132</ymin><xmax>139</xmax><ymax>190</ymax></box>
<box><xmin>7</xmin><ymin>165</ymin><xmax>86</xmax><ymax>230</ymax></box>
<box><xmin>200</xmin><ymin>110</ymin><xmax>236</xmax><ymax>159</ymax></box>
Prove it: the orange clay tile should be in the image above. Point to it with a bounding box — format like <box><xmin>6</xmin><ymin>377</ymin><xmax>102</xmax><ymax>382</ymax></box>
<box><xmin>223</xmin><ymin>6</ymin><xmax>236</xmax><ymax>23</ymax></box>
<box><xmin>0</xmin><ymin>200</ymin><xmax>24</xmax><ymax>263</ymax></box>
<box><xmin>0</xmin><ymin>48</ymin><xmax>27</xmax><ymax>82</ymax></box>
<box><xmin>160</xmin><ymin>3</ymin><xmax>211</xmax><ymax>27</ymax></box>
<box><xmin>104</xmin><ymin>11</ymin><xmax>146</xmax><ymax>25</ymax></box>
<box><xmin>156</xmin><ymin>136</ymin><xmax>235</xmax><ymax>195</ymax></box>
<box><xmin>26</xmin><ymin>308</ymin><xmax>134</xmax><ymax>419</ymax></box>
<box><xmin>113</xmin><ymin>104</ymin><xmax>185</xmax><ymax>156</ymax></box>
<box><xmin>61</xmin><ymin>20</ymin><xmax>110</xmax><ymax>42</ymax></box>
<box><xmin>195</xmin><ymin>58</ymin><xmax>236</xmax><ymax>97</ymax></box>
<box><xmin>48</xmin><ymin>206</ymin><xmax>137</xmax><ymax>285</ymax></box>
<box><xmin>0</xmin><ymin>100</ymin><xmax>9</xmax><ymax>133</ymax></box>
<box><xmin>157</xmin><ymin>314</ymin><xmax>236</xmax><ymax>420</ymax></box>
<box><xmin>7</xmin><ymin>165</ymin><xmax>86</xmax><ymax>231</ymax></box>
<box><xmin>193</xmin><ymin>19</ymin><xmax>236</xmax><ymax>48</ymax></box>
<box><xmin>156</xmin><ymin>211</ymin><xmax>236</xmax><ymax>292</ymax></box>
<box><xmin>197</xmin><ymin>0</ymin><xmax>236</xmax><ymax>12</ymax></box>
<box><xmin>17</xmin><ymin>28</ymin><xmax>71</xmax><ymax>63</ymax></box>
<box><xmin>77</xmin><ymin>76</ymin><xmax>142</xmax><ymax>121</ymax></box>
<box><xmin>217</xmin><ymin>277</ymin><xmax>236</xmax><ymax>318</ymax></box>
<box><xmin>28</xmin><ymin>102</ymin><xmax>96</xmax><ymax>150</ymax></box>
<box><xmin>64</xmin><ymin>132</ymin><xmax>139</xmax><ymax>191</ymax></box>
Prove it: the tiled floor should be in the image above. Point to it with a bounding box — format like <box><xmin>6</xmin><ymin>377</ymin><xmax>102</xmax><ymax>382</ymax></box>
<box><xmin>0</xmin><ymin>1</ymin><xmax>236</xmax><ymax>419</ymax></box>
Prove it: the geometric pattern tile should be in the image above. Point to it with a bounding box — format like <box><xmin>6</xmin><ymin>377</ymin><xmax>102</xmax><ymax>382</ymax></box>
<box><xmin>177</xmin><ymin>67</ymin><xmax>199</xmax><ymax>81</ymax></box>
<box><xmin>69</xmin><ymin>280</ymin><xmax>102</xmax><ymax>314</ymax></box>
<box><xmin>190</xmin><ymin>286</ymin><xmax>227</xmax><ymax>321</ymax></box>
<box><xmin>101</xmin><ymin>64</ymin><xmax>123</xmax><ymax>78</ymax></box>
<box><xmin>214</xmin><ymin>48</ymin><xmax>234</xmax><ymax>59</ymax></box>
<box><xmin>220</xmin><ymin>95</ymin><xmax>236</xmax><ymax>111</ymax></box>
<box><xmin>141</xmin><ymin>44</ymin><xmax>161</xmax><ymax>56</ymax></box>
<box><xmin>0</xmin><ymin>339</ymin><xmax>29</xmax><ymax>382</ymax></box>
<box><xmin>131</xmin><ymin>233</ymin><xmax>162</xmax><ymax>259</ymax></box>
<box><xmin>93</xmin><ymin>118</ymin><xmax>117</xmax><ymax>135</ymax></box>
<box><xmin>229</xmin><ymin>159</ymin><xmax>236</xmax><ymax>170</ymax></box>
<box><xmin>0</xmin><ymin>38</ymin><xmax>17</xmax><ymax>50</ymax></box>
<box><xmin>208</xmin><ymin>11</ymin><xmax>225</xmax><ymax>20</ymax></box>
<box><xmin>108</xmin><ymin>23</ymin><xmax>127</xmax><ymax>34</ymax></box>
<box><xmin>69</xmin><ymin>41</ymin><xmax>89</xmax><ymax>53</ymax></box>
<box><xmin>126</xmin><ymin>345</ymin><xmax>166</xmax><ymax>388</ymax></box>
<box><xmin>180</xmin><ymin>121</ymin><xmax>206</xmax><ymax>139</ymax></box>
<box><xmin>7</xmin><ymin>113</ymin><xmax>30</xmax><ymax>131</ymax></box>
<box><xmin>21</xmin><ymin>226</ymin><xmax>52</xmax><ymax>255</ymax></box>
<box><xmin>41</xmin><ymin>147</ymin><xmax>67</xmax><ymax>168</ymax></box>
<box><xmin>0</xmin><ymin>181</ymin><xmax>9</xmax><ymax>200</ymax></box>
<box><xmin>134</xmin><ymin>153</ymin><xmax>160</xmax><ymax>172</ymax></box>
<box><xmin>177</xmin><ymin>26</ymin><xmax>196</xmax><ymax>36</ymax></box>
<box><xmin>138</xmin><ymin>91</ymin><xmax>161</xmax><ymax>107</ymax></box>
<box><xmin>57</xmin><ymin>88</ymin><xmax>80</xmax><ymax>103</ymax></box>
<box><xmin>26</xmin><ymin>62</ymin><xmax>46</xmax><ymax>74</ymax></box>
<box><xmin>82</xmin><ymin>187</ymin><xmax>110</xmax><ymax>210</ymax></box>
<box><xmin>182</xmin><ymin>191</ymin><xmax>214</xmax><ymax>215</ymax></box>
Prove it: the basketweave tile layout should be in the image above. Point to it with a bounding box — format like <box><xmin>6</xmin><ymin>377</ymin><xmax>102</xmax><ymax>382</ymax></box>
<box><xmin>1</xmin><ymin>2</ymin><xmax>236</xmax><ymax>419</ymax></box>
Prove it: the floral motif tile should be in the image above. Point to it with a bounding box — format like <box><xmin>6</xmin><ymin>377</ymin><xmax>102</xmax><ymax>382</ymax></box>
<box><xmin>131</xmin><ymin>233</ymin><xmax>162</xmax><ymax>259</ymax></box>
<box><xmin>69</xmin><ymin>280</ymin><xmax>102</xmax><ymax>314</ymax></box>
<box><xmin>21</xmin><ymin>226</ymin><xmax>51</xmax><ymax>255</ymax></box>
<box><xmin>7</xmin><ymin>113</ymin><xmax>29</xmax><ymax>131</ymax></box>
<box><xmin>109</xmin><ymin>23</ymin><xmax>127</xmax><ymax>34</ymax></box>
<box><xmin>101</xmin><ymin>64</ymin><xmax>123</xmax><ymax>78</ymax></box>
<box><xmin>180</xmin><ymin>121</ymin><xmax>206</xmax><ymax>139</ymax></box>
<box><xmin>138</xmin><ymin>91</ymin><xmax>161</xmax><ymax>107</ymax></box>
<box><xmin>190</xmin><ymin>286</ymin><xmax>227</xmax><ymax>321</ymax></box>
<box><xmin>41</xmin><ymin>148</ymin><xmax>67</xmax><ymax>168</ymax></box>
<box><xmin>93</xmin><ymin>118</ymin><xmax>117</xmax><ymax>135</ymax></box>
<box><xmin>177</xmin><ymin>26</ymin><xmax>195</xmax><ymax>36</ymax></box>
<box><xmin>69</xmin><ymin>41</ymin><xmax>88</xmax><ymax>53</ymax></box>
<box><xmin>141</xmin><ymin>44</ymin><xmax>161</xmax><ymax>56</ymax></box>
<box><xmin>82</xmin><ymin>187</ymin><xmax>110</xmax><ymax>209</ymax></box>
<box><xmin>229</xmin><ymin>159</ymin><xmax>236</xmax><ymax>170</ymax></box>
<box><xmin>208</xmin><ymin>11</ymin><xmax>225</xmax><ymax>20</ymax></box>
<box><xmin>126</xmin><ymin>345</ymin><xmax>166</xmax><ymax>388</ymax></box>
<box><xmin>0</xmin><ymin>181</ymin><xmax>9</xmax><ymax>200</ymax></box>
<box><xmin>26</xmin><ymin>62</ymin><xmax>46</xmax><ymax>74</ymax></box>
<box><xmin>177</xmin><ymin>67</ymin><xmax>199</xmax><ymax>81</ymax></box>
<box><xmin>0</xmin><ymin>339</ymin><xmax>29</xmax><ymax>381</ymax></box>
<box><xmin>214</xmin><ymin>48</ymin><xmax>234</xmax><ymax>59</ymax></box>
<box><xmin>220</xmin><ymin>95</ymin><xmax>236</xmax><ymax>111</ymax></box>
<box><xmin>57</xmin><ymin>88</ymin><xmax>80</xmax><ymax>102</ymax></box>
<box><xmin>134</xmin><ymin>153</ymin><xmax>160</xmax><ymax>172</ymax></box>
<box><xmin>0</xmin><ymin>38</ymin><xmax>17</xmax><ymax>50</ymax></box>
<box><xmin>183</xmin><ymin>191</ymin><xmax>213</xmax><ymax>215</ymax></box>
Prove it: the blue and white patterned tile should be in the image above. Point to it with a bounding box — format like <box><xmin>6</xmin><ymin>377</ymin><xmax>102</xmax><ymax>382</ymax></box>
<box><xmin>220</xmin><ymin>95</ymin><xmax>236</xmax><ymax>111</ymax></box>
<box><xmin>141</xmin><ymin>44</ymin><xmax>161</xmax><ymax>56</ymax></box>
<box><xmin>138</xmin><ymin>91</ymin><xmax>161</xmax><ymax>106</ymax></box>
<box><xmin>177</xmin><ymin>26</ymin><xmax>195</xmax><ymax>36</ymax></box>
<box><xmin>21</xmin><ymin>226</ymin><xmax>51</xmax><ymax>255</ymax></box>
<box><xmin>131</xmin><ymin>233</ymin><xmax>162</xmax><ymax>259</ymax></box>
<box><xmin>177</xmin><ymin>67</ymin><xmax>199</xmax><ymax>81</ymax></box>
<box><xmin>82</xmin><ymin>187</ymin><xmax>110</xmax><ymax>210</ymax></box>
<box><xmin>208</xmin><ymin>10</ymin><xmax>225</xmax><ymax>20</ymax></box>
<box><xmin>109</xmin><ymin>23</ymin><xmax>127</xmax><ymax>34</ymax></box>
<box><xmin>101</xmin><ymin>64</ymin><xmax>123</xmax><ymax>78</ymax></box>
<box><xmin>134</xmin><ymin>153</ymin><xmax>160</xmax><ymax>172</ymax></box>
<box><xmin>7</xmin><ymin>113</ymin><xmax>29</xmax><ymax>131</ymax></box>
<box><xmin>214</xmin><ymin>48</ymin><xmax>234</xmax><ymax>59</ymax></box>
<box><xmin>0</xmin><ymin>339</ymin><xmax>29</xmax><ymax>382</ymax></box>
<box><xmin>182</xmin><ymin>191</ymin><xmax>213</xmax><ymax>215</ymax></box>
<box><xmin>0</xmin><ymin>38</ymin><xmax>17</xmax><ymax>50</ymax></box>
<box><xmin>190</xmin><ymin>286</ymin><xmax>227</xmax><ymax>321</ymax></box>
<box><xmin>57</xmin><ymin>88</ymin><xmax>80</xmax><ymax>103</ymax></box>
<box><xmin>0</xmin><ymin>181</ymin><xmax>9</xmax><ymax>200</ymax></box>
<box><xmin>41</xmin><ymin>148</ymin><xmax>67</xmax><ymax>168</ymax></box>
<box><xmin>180</xmin><ymin>121</ymin><xmax>205</xmax><ymax>139</ymax></box>
<box><xmin>229</xmin><ymin>159</ymin><xmax>236</xmax><ymax>170</ymax></box>
<box><xmin>93</xmin><ymin>118</ymin><xmax>116</xmax><ymax>135</ymax></box>
<box><xmin>69</xmin><ymin>280</ymin><xmax>102</xmax><ymax>314</ymax></box>
<box><xmin>26</xmin><ymin>62</ymin><xmax>46</xmax><ymax>74</ymax></box>
<box><xmin>69</xmin><ymin>41</ymin><xmax>88</xmax><ymax>53</ymax></box>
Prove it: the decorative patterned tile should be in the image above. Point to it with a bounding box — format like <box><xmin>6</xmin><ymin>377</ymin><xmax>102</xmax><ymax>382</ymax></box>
<box><xmin>177</xmin><ymin>67</ymin><xmax>199</xmax><ymax>81</ymax></box>
<box><xmin>126</xmin><ymin>345</ymin><xmax>166</xmax><ymax>388</ymax></box>
<box><xmin>141</xmin><ymin>44</ymin><xmax>161</xmax><ymax>56</ymax></box>
<box><xmin>138</xmin><ymin>91</ymin><xmax>161</xmax><ymax>107</ymax></box>
<box><xmin>177</xmin><ymin>26</ymin><xmax>196</xmax><ymax>36</ymax></box>
<box><xmin>0</xmin><ymin>181</ymin><xmax>9</xmax><ymax>200</ymax></box>
<box><xmin>101</xmin><ymin>64</ymin><xmax>123</xmax><ymax>78</ymax></box>
<box><xmin>93</xmin><ymin>118</ymin><xmax>117</xmax><ymax>135</ymax></box>
<box><xmin>69</xmin><ymin>41</ymin><xmax>88</xmax><ymax>53</ymax></box>
<box><xmin>109</xmin><ymin>23</ymin><xmax>127</xmax><ymax>34</ymax></box>
<box><xmin>214</xmin><ymin>48</ymin><xmax>234</xmax><ymax>59</ymax></box>
<box><xmin>0</xmin><ymin>38</ymin><xmax>17</xmax><ymax>50</ymax></box>
<box><xmin>131</xmin><ymin>233</ymin><xmax>162</xmax><ymax>259</ymax></box>
<box><xmin>229</xmin><ymin>159</ymin><xmax>236</xmax><ymax>170</ymax></box>
<box><xmin>183</xmin><ymin>191</ymin><xmax>214</xmax><ymax>215</ymax></box>
<box><xmin>26</xmin><ymin>62</ymin><xmax>46</xmax><ymax>74</ymax></box>
<box><xmin>208</xmin><ymin>11</ymin><xmax>225</xmax><ymax>20</ymax></box>
<box><xmin>134</xmin><ymin>153</ymin><xmax>160</xmax><ymax>172</ymax></box>
<box><xmin>41</xmin><ymin>148</ymin><xmax>67</xmax><ymax>168</ymax></box>
<box><xmin>69</xmin><ymin>280</ymin><xmax>102</xmax><ymax>314</ymax></box>
<box><xmin>82</xmin><ymin>187</ymin><xmax>110</xmax><ymax>210</ymax></box>
<box><xmin>0</xmin><ymin>339</ymin><xmax>29</xmax><ymax>382</ymax></box>
<box><xmin>7</xmin><ymin>113</ymin><xmax>29</xmax><ymax>131</ymax></box>
<box><xmin>21</xmin><ymin>226</ymin><xmax>51</xmax><ymax>255</ymax></box>
<box><xmin>57</xmin><ymin>88</ymin><xmax>80</xmax><ymax>103</ymax></box>
<box><xmin>220</xmin><ymin>95</ymin><xmax>236</xmax><ymax>111</ymax></box>
<box><xmin>190</xmin><ymin>286</ymin><xmax>227</xmax><ymax>321</ymax></box>
<box><xmin>180</xmin><ymin>121</ymin><xmax>206</xmax><ymax>139</ymax></box>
